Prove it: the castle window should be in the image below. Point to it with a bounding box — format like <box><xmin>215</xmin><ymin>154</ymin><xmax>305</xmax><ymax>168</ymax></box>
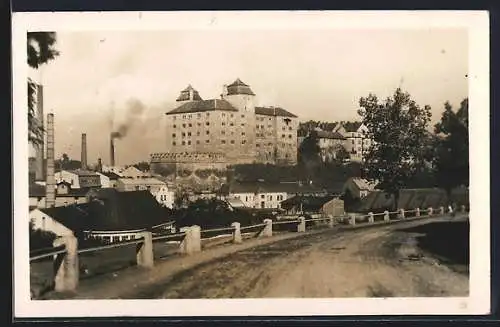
<box><xmin>188</xmin><ymin>114</ymin><xmax>192</xmax><ymax>119</ymax></box>
<box><xmin>289</xmin><ymin>126</ymin><xmax>292</xmax><ymax>130</ymax></box>
<box><xmin>288</xmin><ymin>134</ymin><xmax>292</xmax><ymax>138</ymax></box>
<box><xmin>230</xmin><ymin>140</ymin><xmax>235</xmax><ymax>144</ymax></box>
<box><xmin>182</xmin><ymin>132</ymin><xmax>186</xmax><ymax>137</ymax></box>
<box><xmin>173</xmin><ymin>124</ymin><xmax>176</xmax><ymax>128</ymax></box>
<box><xmin>206</xmin><ymin>131</ymin><xmax>210</xmax><ymax>135</ymax></box>
<box><xmin>172</xmin><ymin>141</ymin><xmax>176</xmax><ymax>146</ymax></box>
<box><xmin>256</xmin><ymin>125</ymin><xmax>259</xmax><ymax>129</ymax></box>
<box><xmin>182</xmin><ymin>115</ymin><xmax>186</xmax><ymax>119</ymax></box>
<box><xmin>241</xmin><ymin>114</ymin><xmax>245</xmax><ymax>118</ymax></box>
<box><xmin>222</xmin><ymin>113</ymin><xmax>226</xmax><ymax>117</ymax></box>
<box><xmin>206</xmin><ymin>122</ymin><xmax>210</xmax><ymax>126</ymax></box>
<box><xmin>242</xmin><ymin>140</ymin><xmax>246</xmax><ymax>144</ymax></box>
<box><xmin>182</xmin><ymin>141</ymin><xmax>186</xmax><ymax>145</ymax></box>
<box><xmin>241</xmin><ymin>132</ymin><xmax>245</xmax><ymax>136</ymax></box>
<box><xmin>188</xmin><ymin>132</ymin><xmax>191</xmax><ymax>136</ymax></box>
<box><xmin>230</xmin><ymin>122</ymin><xmax>234</xmax><ymax>126</ymax></box>
<box><xmin>256</xmin><ymin>143</ymin><xmax>260</xmax><ymax>147</ymax></box>
<box><xmin>182</xmin><ymin>123</ymin><xmax>186</xmax><ymax>128</ymax></box>
<box><xmin>188</xmin><ymin>123</ymin><xmax>192</xmax><ymax>127</ymax></box>
<box><xmin>197</xmin><ymin>113</ymin><xmax>201</xmax><ymax>118</ymax></box>
<box><xmin>172</xmin><ymin>133</ymin><xmax>176</xmax><ymax>138</ymax></box>
<box><xmin>221</xmin><ymin>131</ymin><xmax>226</xmax><ymax>135</ymax></box>
<box><xmin>206</xmin><ymin>113</ymin><xmax>210</xmax><ymax>117</ymax></box>
<box><xmin>221</xmin><ymin>140</ymin><xmax>226</xmax><ymax>144</ymax></box>
<box><xmin>196</xmin><ymin>140</ymin><xmax>200</xmax><ymax>144</ymax></box>
<box><xmin>206</xmin><ymin>140</ymin><xmax>210</xmax><ymax>143</ymax></box>
<box><xmin>197</xmin><ymin>122</ymin><xmax>201</xmax><ymax>126</ymax></box>
<box><xmin>282</xmin><ymin>134</ymin><xmax>285</xmax><ymax>138</ymax></box>
<box><xmin>282</xmin><ymin>126</ymin><xmax>285</xmax><ymax>130</ymax></box>
<box><xmin>222</xmin><ymin>122</ymin><xmax>226</xmax><ymax>126</ymax></box>
<box><xmin>197</xmin><ymin>131</ymin><xmax>200</xmax><ymax>136</ymax></box>
<box><xmin>241</xmin><ymin>123</ymin><xmax>245</xmax><ymax>126</ymax></box>
<box><xmin>173</xmin><ymin>116</ymin><xmax>177</xmax><ymax>120</ymax></box>
<box><xmin>230</xmin><ymin>114</ymin><xmax>234</xmax><ymax>118</ymax></box>
<box><xmin>188</xmin><ymin>141</ymin><xmax>191</xmax><ymax>145</ymax></box>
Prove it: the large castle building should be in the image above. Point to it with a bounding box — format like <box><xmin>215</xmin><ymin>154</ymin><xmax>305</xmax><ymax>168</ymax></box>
<box><xmin>150</xmin><ymin>79</ymin><xmax>298</xmax><ymax>173</ymax></box>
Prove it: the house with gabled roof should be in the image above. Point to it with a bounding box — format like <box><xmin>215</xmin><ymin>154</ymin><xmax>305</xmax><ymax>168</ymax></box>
<box><xmin>334</xmin><ymin>121</ymin><xmax>372</xmax><ymax>162</ymax></box>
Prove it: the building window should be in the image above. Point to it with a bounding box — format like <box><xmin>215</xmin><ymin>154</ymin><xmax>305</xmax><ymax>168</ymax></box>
<box><xmin>188</xmin><ymin>141</ymin><xmax>191</xmax><ymax>145</ymax></box>
<box><xmin>182</xmin><ymin>132</ymin><xmax>186</xmax><ymax>137</ymax></box>
<box><xmin>206</xmin><ymin>130</ymin><xmax>210</xmax><ymax>135</ymax></box>
<box><xmin>173</xmin><ymin>116</ymin><xmax>177</xmax><ymax>120</ymax></box>
<box><xmin>206</xmin><ymin>113</ymin><xmax>210</xmax><ymax>117</ymax></box>
<box><xmin>188</xmin><ymin>132</ymin><xmax>191</xmax><ymax>136</ymax></box>
<box><xmin>172</xmin><ymin>141</ymin><xmax>176</xmax><ymax>146</ymax></box>
<box><xmin>222</xmin><ymin>122</ymin><xmax>226</xmax><ymax>126</ymax></box>
<box><xmin>173</xmin><ymin>124</ymin><xmax>176</xmax><ymax>128</ymax></box>
<box><xmin>196</xmin><ymin>140</ymin><xmax>200</xmax><ymax>144</ymax></box>
<box><xmin>206</xmin><ymin>122</ymin><xmax>210</xmax><ymax>126</ymax></box>
<box><xmin>197</xmin><ymin>113</ymin><xmax>201</xmax><ymax>118</ymax></box>
<box><xmin>221</xmin><ymin>130</ymin><xmax>226</xmax><ymax>135</ymax></box>
<box><xmin>282</xmin><ymin>134</ymin><xmax>285</xmax><ymax>138</ymax></box>
<box><xmin>256</xmin><ymin>143</ymin><xmax>260</xmax><ymax>147</ymax></box>
<box><xmin>230</xmin><ymin>122</ymin><xmax>234</xmax><ymax>126</ymax></box>
<box><xmin>172</xmin><ymin>133</ymin><xmax>176</xmax><ymax>137</ymax></box>
<box><xmin>288</xmin><ymin>134</ymin><xmax>292</xmax><ymax>138</ymax></box>
<box><xmin>182</xmin><ymin>123</ymin><xmax>186</xmax><ymax>128</ymax></box>
<box><xmin>242</xmin><ymin>140</ymin><xmax>246</xmax><ymax>144</ymax></box>
<box><xmin>230</xmin><ymin>114</ymin><xmax>234</xmax><ymax>118</ymax></box>
<box><xmin>221</xmin><ymin>140</ymin><xmax>226</xmax><ymax>144</ymax></box>
<box><xmin>241</xmin><ymin>114</ymin><xmax>245</xmax><ymax>118</ymax></box>
<box><xmin>197</xmin><ymin>131</ymin><xmax>200</xmax><ymax>136</ymax></box>
<box><xmin>112</xmin><ymin>236</ymin><xmax>120</xmax><ymax>243</ymax></box>
<box><xmin>230</xmin><ymin>140</ymin><xmax>235</xmax><ymax>144</ymax></box>
<box><xmin>261</xmin><ymin>194</ymin><xmax>265</xmax><ymax>199</ymax></box>
<box><xmin>206</xmin><ymin>140</ymin><xmax>210</xmax><ymax>143</ymax></box>
<box><xmin>188</xmin><ymin>123</ymin><xmax>192</xmax><ymax>127</ymax></box>
<box><xmin>241</xmin><ymin>132</ymin><xmax>246</xmax><ymax>136</ymax></box>
<box><xmin>282</xmin><ymin>126</ymin><xmax>285</xmax><ymax>130</ymax></box>
<box><xmin>197</xmin><ymin>122</ymin><xmax>201</xmax><ymax>126</ymax></box>
<box><xmin>182</xmin><ymin>141</ymin><xmax>186</xmax><ymax>145</ymax></box>
<box><xmin>222</xmin><ymin>113</ymin><xmax>226</xmax><ymax>117</ymax></box>
<box><xmin>241</xmin><ymin>123</ymin><xmax>245</xmax><ymax>126</ymax></box>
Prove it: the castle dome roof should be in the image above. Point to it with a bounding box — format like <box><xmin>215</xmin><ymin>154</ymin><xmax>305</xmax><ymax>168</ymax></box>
<box><xmin>176</xmin><ymin>84</ymin><xmax>203</xmax><ymax>102</ymax></box>
<box><xmin>226</xmin><ymin>78</ymin><xmax>255</xmax><ymax>96</ymax></box>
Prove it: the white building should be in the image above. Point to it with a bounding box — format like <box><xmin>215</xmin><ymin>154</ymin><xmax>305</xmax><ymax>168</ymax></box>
<box><xmin>154</xmin><ymin>185</ymin><xmax>175</xmax><ymax>209</ymax></box>
<box><xmin>334</xmin><ymin>122</ymin><xmax>372</xmax><ymax>162</ymax></box>
<box><xmin>96</xmin><ymin>171</ymin><xmax>120</xmax><ymax>188</ymax></box>
<box><xmin>120</xmin><ymin>166</ymin><xmax>149</xmax><ymax>178</ymax></box>
<box><xmin>54</xmin><ymin>169</ymin><xmax>101</xmax><ymax>189</ymax></box>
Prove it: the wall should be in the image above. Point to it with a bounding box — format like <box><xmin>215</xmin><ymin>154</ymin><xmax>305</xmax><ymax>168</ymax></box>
<box><xmin>230</xmin><ymin>192</ymin><xmax>256</xmax><ymax>208</ymax></box>
<box><xmin>30</xmin><ymin>196</ymin><xmax>89</xmax><ymax>209</ymax></box>
<box><xmin>55</xmin><ymin>171</ymin><xmax>80</xmax><ymax>188</ymax></box>
<box><xmin>322</xmin><ymin>198</ymin><xmax>345</xmax><ymax>217</ymax></box>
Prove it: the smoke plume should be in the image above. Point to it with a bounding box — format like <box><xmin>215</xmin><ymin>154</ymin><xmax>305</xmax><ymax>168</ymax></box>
<box><xmin>110</xmin><ymin>98</ymin><xmax>145</xmax><ymax>139</ymax></box>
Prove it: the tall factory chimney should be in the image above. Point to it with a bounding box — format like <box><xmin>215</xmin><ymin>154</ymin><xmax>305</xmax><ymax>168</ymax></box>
<box><xmin>110</xmin><ymin>134</ymin><xmax>115</xmax><ymax>167</ymax></box>
<box><xmin>45</xmin><ymin>113</ymin><xmax>56</xmax><ymax>208</ymax></box>
<box><xmin>81</xmin><ymin>133</ymin><xmax>87</xmax><ymax>170</ymax></box>
<box><xmin>35</xmin><ymin>84</ymin><xmax>44</xmax><ymax>181</ymax></box>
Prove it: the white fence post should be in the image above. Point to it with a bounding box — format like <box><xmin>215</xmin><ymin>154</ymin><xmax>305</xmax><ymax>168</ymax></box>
<box><xmin>136</xmin><ymin>231</ymin><xmax>154</xmax><ymax>268</ymax></box>
<box><xmin>349</xmin><ymin>214</ymin><xmax>356</xmax><ymax>226</ymax></box>
<box><xmin>415</xmin><ymin>208</ymin><xmax>420</xmax><ymax>217</ymax></box>
<box><xmin>461</xmin><ymin>205</ymin><xmax>466</xmax><ymax>213</ymax></box>
<box><xmin>439</xmin><ymin>206</ymin><xmax>445</xmax><ymax>215</ymax></box>
<box><xmin>180</xmin><ymin>225</ymin><xmax>201</xmax><ymax>255</ymax></box>
<box><xmin>260</xmin><ymin>219</ymin><xmax>273</xmax><ymax>237</ymax></box>
<box><xmin>231</xmin><ymin>222</ymin><xmax>242</xmax><ymax>244</ymax></box>
<box><xmin>428</xmin><ymin>207</ymin><xmax>433</xmax><ymax>216</ymax></box>
<box><xmin>399</xmin><ymin>208</ymin><xmax>405</xmax><ymax>219</ymax></box>
<box><xmin>384</xmin><ymin>210</ymin><xmax>390</xmax><ymax>221</ymax></box>
<box><xmin>53</xmin><ymin>235</ymin><xmax>79</xmax><ymax>292</ymax></box>
<box><xmin>368</xmin><ymin>212</ymin><xmax>374</xmax><ymax>223</ymax></box>
<box><xmin>328</xmin><ymin>215</ymin><xmax>334</xmax><ymax>228</ymax></box>
<box><xmin>297</xmin><ymin>217</ymin><xmax>306</xmax><ymax>232</ymax></box>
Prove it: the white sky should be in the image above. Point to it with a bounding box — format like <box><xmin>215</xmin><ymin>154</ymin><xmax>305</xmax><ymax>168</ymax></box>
<box><xmin>29</xmin><ymin>29</ymin><xmax>468</xmax><ymax>165</ymax></box>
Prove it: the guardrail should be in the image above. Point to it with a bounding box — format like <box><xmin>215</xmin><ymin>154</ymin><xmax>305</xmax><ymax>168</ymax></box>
<box><xmin>29</xmin><ymin>205</ymin><xmax>467</xmax><ymax>296</ymax></box>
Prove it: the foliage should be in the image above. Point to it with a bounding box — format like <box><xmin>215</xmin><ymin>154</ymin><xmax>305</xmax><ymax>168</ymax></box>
<box><xmin>333</xmin><ymin>144</ymin><xmax>350</xmax><ymax>162</ymax></box>
<box><xmin>173</xmin><ymin>199</ymin><xmax>259</xmax><ymax>229</ymax></box>
<box><xmin>357</xmin><ymin>88</ymin><xmax>432</xmax><ymax>209</ymax></box>
<box><xmin>29</xmin><ymin>221</ymin><xmax>57</xmax><ymax>251</ymax></box>
<box><xmin>55</xmin><ymin>153</ymin><xmax>82</xmax><ymax>171</ymax></box>
<box><xmin>298</xmin><ymin>120</ymin><xmax>339</xmax><ymax>133</ymax></box>
<box><xmin>27</xmin><ymin>32</ymin><xmax>60</xmax><ymax>146</ymax></box>
<box><xmin>433</xmin><ymin>99</ymin><xmax>469</xmax><ymax>195</ymax></box>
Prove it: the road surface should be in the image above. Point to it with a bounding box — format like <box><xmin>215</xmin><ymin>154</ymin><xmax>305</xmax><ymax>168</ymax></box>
<box><xmin>128</xmin><ymin>216</ymin><xmax>469</xmax><ymax>299</ymax></box>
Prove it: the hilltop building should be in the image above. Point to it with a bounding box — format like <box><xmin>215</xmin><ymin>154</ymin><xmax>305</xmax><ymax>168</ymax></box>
<box><xmin>150</xmin><ymin>79</ymin><xmax>299</xmax><ymax>173</ymax></box>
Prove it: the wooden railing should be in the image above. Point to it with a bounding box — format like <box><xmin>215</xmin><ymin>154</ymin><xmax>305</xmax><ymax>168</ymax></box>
<box><xmin>29</xmin><ymin>205</ymin><xmax>467</xmax><ymax>295</ymax></box>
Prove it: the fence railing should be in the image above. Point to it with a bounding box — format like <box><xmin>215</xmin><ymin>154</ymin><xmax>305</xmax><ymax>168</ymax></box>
<box><xmin>29</xmin><ymin>205</ymin><xmax>467</xmax><ymax>295</ymax></box>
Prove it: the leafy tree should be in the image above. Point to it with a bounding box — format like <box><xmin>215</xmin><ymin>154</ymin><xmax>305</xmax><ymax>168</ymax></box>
<box><xmin>433</xmin><ymin>99</ymin><xmax>469</xmax><ymax>199</ymax></box>
<box><xmin>358</xmin><ymin>88</ymin><xmax>432</xmax><ymax>210</ymax></box>
<box><xmin>334</xmin><ymin>144</ymin><xmax>350</xmax><ymax>162</ymax></box>
<box><xmin>27</xmin><ymin>32</ymin><xmax>60</xmax><ymax>146</ymax></box>
<box><xmin>133</xmin><ymin>161</ymin><xmax>150</xmax><ymax>172</ymax></box>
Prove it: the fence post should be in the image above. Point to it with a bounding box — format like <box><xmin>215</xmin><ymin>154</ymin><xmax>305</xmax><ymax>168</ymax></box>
<box><xmin>258</xmin><ymin>219</ymin><xmax>273</xmax><ymax>237</ymax></box>
<box><xmin>349</xmin><ymin>214</ymin><xmax>356</xmax><ymax>226</ymax></box>
<box><xmin>231</xmin><ymin>222</ymin><xmax>242</xmax><ymax>244</ymax></box>
<box><xmin>136</xmin><ymin>231</ymin><xmax>154</xmax><ymax>268</ymax></box>
<box><xmin>179</xmin><ymin>225</ymin><xmax>202</xmax><ymax>255</ymax></box>
<box><xmin>368</xmin><ymin>212</ymin><xmax>374</xmax><ymax>223</ymax></box>
<box><xmin>439</xmin><ymin>206</ymin><xmax>445</xmax><ymax>215</ymax></box>
<box><xmin>461</xmin><ymin>205</ymin><xmax>466</xmax><ymax>213</ymax></box>
<box><xmin>384</xmin><ymin>210</ymin><xmax>390</xmax><ymax>221</ymax></box>
<box><xmin>297</xmin><ymin>217</ymin><xmax>306</xmax><ymax>232</ymax></box>
<box><xmin>399</xmin><ymin>208</ymin><xmax>405</xmax><ymax>219</ymax></box>
<box><xmin>415</xmin><ymin>208</ymin><xmax>420</xmax><ymax>217</ymax></box>
<box><xmin>53</xmin><ymin>235</ymin><xmax>79</xmax><ymax>292</ymax></box>
<box><xmin>428</xmin><ymin>207</ymin><xmax>433</xmax><ymax>216</ymax></box>
<box><xmin>328</xmin><ymin>215</ymin><xmax>334</xmax><ymax>228</ymax></box>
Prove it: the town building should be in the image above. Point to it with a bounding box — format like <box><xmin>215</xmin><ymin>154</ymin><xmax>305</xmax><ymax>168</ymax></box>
<box><xmin>222</xmin><ymin>180</ymin><xmax>327</xmax><ymax>209</ymax></box>
<box><xmin>30</xmin><ymin>189</ymin><xmax>173</xmax><ymax>244</ymax></box>
<box><xmin>150</xmin><ymin>79</ymin><xmax>299</xmax><ymax>173</ymax></box>
<box><xmin>334</xmin><ymin>122</ymin><xmax>372</xmax><ymax>162</ymax></box>
<box><xmin>96</xmin><ymin>171</ymin><xmax>121</xmax><ymax>188</ymax></box>
<box><xmin>120</xmin><ymin>166</ymin><xmax>149</xmax><ymax>178</ymax></box>
<box><xmin>54</xmin><ymin>169</ymin><xmax>101</xmax><ymax>189</ymax></box>
<box><xmin>29</xmin><ymin>182</ymin><xmax>89</xmax><ymax>210</ymax></box>
<box><xmin>115</xmin><ymin>177</ymin><xmax>166</xmax><ymax>193</ymax></box>
<box><xmin>280</xmin><ymin>195</ymin><xmax>345</xmax><ymax>217</ymax></box>
<box><xmin>154</xmin><ymin>185</ymin><xmax>175</xmax><ymax>209</ymax></box>
<box><xmin>342</xmin><ymin>177</ymin><xmax>377</xmax><ymax>199</ymax></box>
<box><xmin>298</xmin><ymin>128</ymin><xmax>347</xmax><ymax>162</ymax></box>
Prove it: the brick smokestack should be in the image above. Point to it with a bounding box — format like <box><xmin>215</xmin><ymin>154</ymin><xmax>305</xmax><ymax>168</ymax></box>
<box><xmin>35</xmin><ymin>84</ymin><xmax>44</xmax><ymax>181</ymax></box>
<box><xmin>45</xmin><ymin>113</ymin><xmax>56</xmax><ymax>208</ymax></box>
<box><xmin>110</xmin><ymin>134</ymin><xmax>115</xmax><ymax>167</ymax></box>
<box><xmin>81</xmin><ymin>133</ymin><xmax>87</xmax><ymax>170</ymax></box>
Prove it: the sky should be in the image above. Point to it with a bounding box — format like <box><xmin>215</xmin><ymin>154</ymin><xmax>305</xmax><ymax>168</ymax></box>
<box><xmin>29</xmin><ymin>29</ymin><xmax>468</xmax><ymax>166</ymax></box>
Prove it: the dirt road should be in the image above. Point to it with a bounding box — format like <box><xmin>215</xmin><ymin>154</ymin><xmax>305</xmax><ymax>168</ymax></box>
<box><xmin>128</xmin><ymin>216</ymin><xmax>469</xmax><ymax>299</ymax></box>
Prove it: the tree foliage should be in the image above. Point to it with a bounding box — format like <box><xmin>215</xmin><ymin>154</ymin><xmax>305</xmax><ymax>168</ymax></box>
<box><xmin>133</xmin><ymin>161</ymin><xmax>150</xmax><ymax>172</ymax></box>
<box><xmin>358</xmin><ymin>88</ymin><xmax>432</xmax><ymax>209</ymax></box>
<box><xmin>27</xmin><ymin>32</ymin><xmax>60</xmax><ymax>145</ymax></box>
<box><xmin>433</xmin><ymin>99</ymin><xmax>469</xmax><ymax>195</ymax></box>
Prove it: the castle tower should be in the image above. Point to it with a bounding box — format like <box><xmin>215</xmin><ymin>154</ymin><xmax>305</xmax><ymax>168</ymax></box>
<box><xmin>176</xmin><ymin>85</ymin><xmax>203</xmax><ymax>104</ymax></box>
<box><xmin>221</xmin><ymin>78</ymin><xmax>256</xmax><ymax>112</ymax></box>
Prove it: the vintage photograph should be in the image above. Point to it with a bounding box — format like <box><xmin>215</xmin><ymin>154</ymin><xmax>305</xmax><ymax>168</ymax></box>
<box><xmin>13</xmin><ymin>11</ymin><xmax>490</xmax><ymax>317</ymax></box>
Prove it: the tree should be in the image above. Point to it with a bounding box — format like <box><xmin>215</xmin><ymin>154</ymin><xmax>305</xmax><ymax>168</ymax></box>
<box><xmin>358</xmin><ymin>88</ymin><xmax>432</xmax><ymax>210</ymax></box>
<box><xmin>27</xmin><ymin>32</ymin><xmax>60</xmax><ymax>146</ymax></box>
<box><xmin>333</xmin><ymin>144</ymin><xmax>350</xmax><ymax>162</ymax></box>
<box><xmin>298</xmin><ymin>130</ymin><xmax>321</xmax><ymax>182</ymax></box>
<box><xmin>433</xmin><ymin>99</ymin><xmax>469</xmax><ymax>199</ymax></box>
<box><xmin>133</xmin><ymin>161</ymin><xmax>150</xmax><ymax>172</ymax></box>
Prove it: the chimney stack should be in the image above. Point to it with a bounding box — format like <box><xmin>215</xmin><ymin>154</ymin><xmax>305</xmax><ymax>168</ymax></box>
<box><xmin>45</xmin><ymin>113</ymin><xmax>56</xmax><ymax>208</ymax></box>
<box><xmin>189</xmin><ymin>88</ymin><xmax>194</xmax><ymax>101</ymax></box>
<box><xmin>81</xmin><ymin>133</ymin><xmax>87</xmax><ymax>170</ymax></box>
<box><xmin>35</xmin><ymin>84</ymin><xmax>44</xmax><ymax>181</ymax></box>
<box><xmin>110</xmin><ymin>134</ymin><xmax>115</xmax><ymax>167</ymax></box>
